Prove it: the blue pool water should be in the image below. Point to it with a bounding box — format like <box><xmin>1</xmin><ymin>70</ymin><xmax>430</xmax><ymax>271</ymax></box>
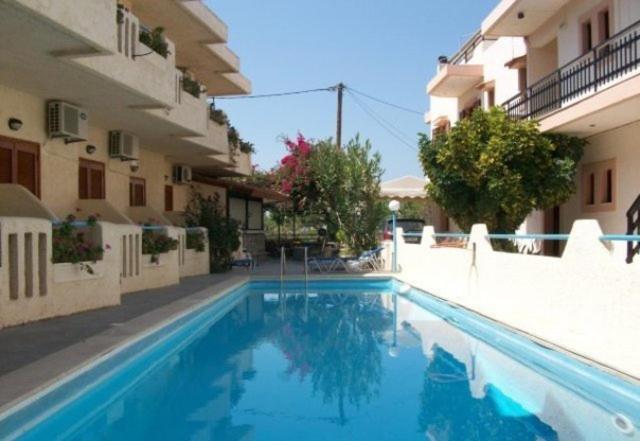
<box><xmin>1</xmin><ymin>279</ymin><xmax>639</xmax><ymax>440</ymax></box>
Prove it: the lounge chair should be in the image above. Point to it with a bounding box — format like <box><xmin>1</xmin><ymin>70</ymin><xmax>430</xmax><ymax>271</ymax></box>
<box><xmin>307</xmin><ymin>247</ymin><xmax>384</xmax><ymax>273</ymax></box>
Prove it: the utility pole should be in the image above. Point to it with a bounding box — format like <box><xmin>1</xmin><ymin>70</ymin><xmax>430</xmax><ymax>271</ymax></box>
<box><xmin>335</xmin><ymin>82</ymin><xmax>345</xmax><ymax>149</ymax></box>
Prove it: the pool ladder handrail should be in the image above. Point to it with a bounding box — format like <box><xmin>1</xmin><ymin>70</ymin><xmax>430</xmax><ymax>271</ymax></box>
<box><xmin>280</xmin><ymin>246</ymin><xmax>286</xmax><ymax>282</ymax></box>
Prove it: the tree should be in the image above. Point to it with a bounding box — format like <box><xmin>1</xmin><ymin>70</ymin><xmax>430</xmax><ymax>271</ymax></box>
<box><xmin>419</xmin><ymin>107</ymin><xmax>585</xmax><ymax>234</ymax></box>
<box><xmin>310</xmin><ymin>136</ymin><xmax>387</xmax><ymax>253</ymax></box>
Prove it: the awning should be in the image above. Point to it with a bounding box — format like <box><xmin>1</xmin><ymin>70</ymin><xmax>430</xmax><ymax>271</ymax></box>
<box><xmin>380</xmin><ymin>176</ymin><xmax>429</xmax><ymax>200</ymax></box>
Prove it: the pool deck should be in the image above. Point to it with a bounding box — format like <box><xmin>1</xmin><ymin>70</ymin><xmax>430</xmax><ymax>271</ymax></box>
<box><xmin>0</xmin><ymin>259</ymin><xmax>380</xmax><ymax>412</ymax></box>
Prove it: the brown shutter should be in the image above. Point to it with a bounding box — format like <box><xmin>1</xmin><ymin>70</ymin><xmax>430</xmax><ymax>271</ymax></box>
<box><xmin>16</xmin><ymin>150</ymin><xmax>37</xmax><ymax>196</ymax></box>
<box><xmin>164</xmin><ymin>185</ymin><xmax>173</xmax><ymax>211</ymax></box>
<box><xmin>129</xmin><ymin>177</ymin><xmax>146</xmax><ymax>207</ymax></box>
<box><xmin>0</xmin><ymin>145</ymin><xmax>12</xmax><ymax>184</ymax></box>
<box><xmin>79</xmin><ymin>164</ymin><xmax>89</xmax><ymax>199</ymax></box>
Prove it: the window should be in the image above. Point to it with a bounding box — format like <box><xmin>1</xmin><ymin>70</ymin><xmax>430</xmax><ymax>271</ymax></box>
<box><xmin>581</xmin><ymin>3</ymin><xmax>613</xmax><ymax>54</ymax></box>
<box><xmin>164</xmin><ymin>185</ymin><xmax>173</xmax><ymax>211</ymax></box>
<box><xmin>599</xmin><ymin>9</ymin><xmax>610</xmax><ymax>41</ymax></box>
<box><xmin>229</xmin><ymin>197</ymin><xmax>246</xmax><ymax>229</ymax></box>
<box><xmin>487</xmin><ymin>88</ymin><xmax>495</xmax><ymax>108</ymax></box>
<box><xmin>518</xmin><ymin>68</ymin><xmax>528</xmax><ymax>93</ymax></box>
<box><xmin>78</xmin><ymin>159</ymin><xmax>105</xmax><ymax>199</ymax></box>
<box><xmin>459</xmin><ymin>99</ymin><xmax>481</xmax><ymax>120</ymax></box>
<box><xmin>129</xmin><ymin>177</ymin><xmax>146</xmax><ymax>207</ymax></box>
<box><xmin>581</xmin><ymin>20</ymin><xmax>593</xmax><ymax>54</ymax></box>
<box><xmin>0</xmin><ymin>136</ymin><xmax>40</xmax><ymax>197</ymax></box>
<box><xmin>582</xmin><ymin>159</ymin><xmax>616</xmax><ymax>212</ymax></box>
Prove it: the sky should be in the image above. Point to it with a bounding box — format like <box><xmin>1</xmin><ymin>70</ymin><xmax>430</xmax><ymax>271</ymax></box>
<box><xmin>207</xmin><ymin>0</ymin><xmax>497</xmax><ymax>180</ymax></box>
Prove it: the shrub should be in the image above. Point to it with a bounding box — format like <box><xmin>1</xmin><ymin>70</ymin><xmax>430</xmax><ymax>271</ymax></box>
<box><xmin>210</xmin><ymin>108</ymin><xmax>229</xmax><ymax>126</ymax></box>
<box><xmin>142</xmin><ymin>229</ymin><xmax>179</xmax><ymax>264</ymax></box>
<box><xmin>139</xmin><ymin>26</ymin><xmax>168</xmax><ymax>58</ymax></box>
<box><xmin>182</xmin><ymin>76</ymin><xmax>201</xmax><ymax>98</ymax></box>
<box><xmin>184</xmin><ymin>189</ymin><xmax>240</xmax><ymax>272</ymax></box>
<box><xmin>52</xmin><ymin>215</ymin><xmax>104</xmax><ymax>274</ymax></box>
<box><xmin>186</xmin><ymin>229</ymin><xmax>206</xmax><ymax>252</ymax></box>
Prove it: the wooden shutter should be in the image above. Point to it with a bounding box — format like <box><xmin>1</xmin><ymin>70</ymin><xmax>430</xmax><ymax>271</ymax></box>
<box><xmin>129</xmin><ymin>177</ymin><xmax>146</xmax><ymax>207</ymax></box>
<box><xmin>0</xmin><ymin>144</ymin><xmax>12</xmax><ymax>184</ymax></box>
<box><xmin>79</xmin><ymin>159</ymin><xmax>105</xmax><ymax>199</ymax></box>
<box><xmin>164</xmin><ymin>185</ymin><xmax>173</xmax><ymax>211</ymax></box>
<box><xmin>0</xmin><ymin>136</ymin><xmax>40</xmax><ymax>197</ymax></box>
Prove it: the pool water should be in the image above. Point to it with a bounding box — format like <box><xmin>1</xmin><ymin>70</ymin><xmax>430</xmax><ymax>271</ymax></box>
<box><xmin>3</xmin><ymin>280</ymin><xmax>639</xmax><ymax>440</ymax></box>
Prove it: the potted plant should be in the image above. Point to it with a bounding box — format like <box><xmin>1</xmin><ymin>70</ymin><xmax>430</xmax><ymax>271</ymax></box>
<box><xmin>142</xmin><ymin>228</ymin><xmax>179</xmax><ymax>264</ymax></box>
<box><xmin>52</xmin><ymin>215</ymin><xmax>106</xmax><ymax>274</ymax></box>
<box><xmin>139</xmin><ymin>26</ymin><xmax>169</xmax><ymax>58</ymax></box>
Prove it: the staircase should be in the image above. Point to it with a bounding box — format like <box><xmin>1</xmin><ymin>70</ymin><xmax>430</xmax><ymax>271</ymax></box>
<box><xmin>626</xmin><ymin>194</ymin><xmax>640</xmax><ymax>263</ymax></box>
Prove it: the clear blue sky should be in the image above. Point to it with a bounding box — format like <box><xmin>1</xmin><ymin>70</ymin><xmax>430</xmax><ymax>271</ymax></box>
<box><xmin>207</xmin><ymin>0</ymin><xmax>496</xmax><ymax>179</ymax></box>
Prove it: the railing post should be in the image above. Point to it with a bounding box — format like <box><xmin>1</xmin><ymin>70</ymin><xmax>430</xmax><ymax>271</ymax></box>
<box><xmin>593</xmin><ymin>47</ymin><xmax>599</xmax><ymax>92</ymax></box>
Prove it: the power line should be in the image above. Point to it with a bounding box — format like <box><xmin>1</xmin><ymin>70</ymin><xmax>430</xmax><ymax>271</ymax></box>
<box><xmin>345</xmin><ymin>86</ymin><xmax>423</xmax><ymax>115</ymax></box>
<box><xmin>216</xmin><ymin>86</ymin><xmax>335</xmax><ymax>100</ymax></box>
<box><xmin>346</xmin><ymin>90</ymin><xmax>418</xmax><ymax>152</ymax></box>
<box><xmin>346</xmin><ymin>90</ymin><xmax>416</xmax><ymax>146</ymax></box>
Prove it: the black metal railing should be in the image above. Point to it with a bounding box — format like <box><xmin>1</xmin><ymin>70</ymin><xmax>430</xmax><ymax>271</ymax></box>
<box><xmin>626</xmin><ymin>194</ymin><xmax>640</xmax><ymax>263</ymax></box>
<box><xmin>504</xmin><ymin>19</ymin><xmax>640</xmax><ymax>120</ymax></box>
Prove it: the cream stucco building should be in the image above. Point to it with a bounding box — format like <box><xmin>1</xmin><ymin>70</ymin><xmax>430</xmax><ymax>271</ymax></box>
<box><xmin>426</xmin><ymin>0</ymin><xmax>640</xmax><ymax>261</ymax></box>
<box><xmin>0</xmin><ymin>0</ymin><xmax>284</xmax><ymax>327</ymax></box>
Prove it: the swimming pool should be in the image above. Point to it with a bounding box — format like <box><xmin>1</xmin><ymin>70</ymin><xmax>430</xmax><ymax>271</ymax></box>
<box><xmin>0</xmin><ymin>279</ymin><xmax>638</xmax><ymax>440</ymax></box>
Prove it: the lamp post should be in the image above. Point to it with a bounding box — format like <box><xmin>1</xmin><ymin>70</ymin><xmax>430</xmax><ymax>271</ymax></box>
<box><xmin>388</xmin><ymin>200</ymin><xmax>400</xmax><ymax>272</ymax></box>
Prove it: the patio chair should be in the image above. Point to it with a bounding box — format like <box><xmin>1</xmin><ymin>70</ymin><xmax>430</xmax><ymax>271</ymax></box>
<box><xmin>231</xmin><ymin>249</ymin><xmax>254</xmax><ymax>271</ymax></box>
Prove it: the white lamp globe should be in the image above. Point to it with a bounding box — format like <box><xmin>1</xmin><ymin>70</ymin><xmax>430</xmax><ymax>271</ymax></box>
<box><xmin>388</xmin><ymin>200</ymin><xmax>400</xmax><ymax>212</ymax></box>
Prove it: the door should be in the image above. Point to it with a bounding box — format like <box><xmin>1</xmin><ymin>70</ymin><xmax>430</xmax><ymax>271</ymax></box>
<box><xmin>164</xmin><ymin>185</ymin><xmax>173</xmax><ymax>211</ymax></box>
<box><xmin>78</xmin><ymin>159</ymin><xmax>105</xmax><ymax>199</ymax></box>
<box><xmin>0</xmin><ymin>135</ymin><xmax>40</xmax><ymax>197</ymax></box>
<box><xmin>543</xmin><ymin>206</ymin><xmax>561</xmax><ymax>256</ymax></box>
<box><xmin>129</xmin><ymin>177</ymin><xmax>146</xmax><ymax>207</ymax></box>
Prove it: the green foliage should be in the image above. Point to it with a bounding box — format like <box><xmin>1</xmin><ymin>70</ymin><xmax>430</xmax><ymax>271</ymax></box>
<box><xmin>52</xmin><ymin>215</ymin><xmax>104</xmax><ymax>274</ymax></box>
<box><xmin>209</xmin><ymin>108</ymin><xmax>229</xmax><ymax>126</ymax></box>
<box><xmin>139</xmin><ymin>27</ymin><xmax>168</xmax><ymax>58</ymax></box>
<box><xmin>419</xmin><ymin>107</ymin><xmax>585</xmax><ymax>233</ymax></box>
<box><xmin>184</xmin><ymin>189</ymin><xmax>241</xmax><ymax>272</ymax></box>
<box><xmin>239</xmin><ymin>139</ymin><xmax>255</xmax><ymax>154</ymax></box>
<box><xmin>309</xmin><ymin>136</ymin><xmax>387</xmax><ymax>253</ymax></box>
<box><xmin>142</xmin><ymin>229</ymin><xmax>179</xmax><ymax>264</ymax></box>
<box><xmin>186</xmin><ymin>229</ymin><xmax>206</xmax><ymax>252</ymax></box>
<box><xmin>181</xmin><ymin>76</ymin><xmax>202</xmax><ymax>98</ymax></box>
<box><xmin>397</xmin><ymin>200</ymin><xmax>425</xmax><ymax>220</ymax></box>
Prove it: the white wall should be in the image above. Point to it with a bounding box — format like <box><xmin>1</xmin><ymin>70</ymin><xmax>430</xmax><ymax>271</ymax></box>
<box><xmin>392</xmin><ymin>221</ymin><xmax>640</xmax><ymax>379</ymax></box>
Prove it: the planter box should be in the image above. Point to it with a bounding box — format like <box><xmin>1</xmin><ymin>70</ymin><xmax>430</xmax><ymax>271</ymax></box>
<box><xmin>53</xmin><ymin>261</ymin><xmax>104</xmax><ymax>283</ymax></box>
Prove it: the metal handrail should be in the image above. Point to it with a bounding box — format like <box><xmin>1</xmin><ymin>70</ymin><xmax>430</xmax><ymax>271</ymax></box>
<box><xmin>401</xmin><ymin>231</ymin><xmax>640</xmax><ymax>242</ymax></box>
<box><xmin>503</xmin><ymin>18</ymin><xmax>640</xmax><ymax>120</ymax></box>
<box><xmin>304</xmin><ymin>247</ymin><xmax>309</xmax><ymax>282</ymax></box>
<box><xmin>280</xmin><ymin>246</ymin><xmax>286</xmax><ymax>282</ymax></box>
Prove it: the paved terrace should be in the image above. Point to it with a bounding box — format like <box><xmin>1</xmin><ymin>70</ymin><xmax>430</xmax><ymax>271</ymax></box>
<box><xmin>0</xmin><ymin>259</ymin><xmax>320</xmax><ymax>410</ymax></box>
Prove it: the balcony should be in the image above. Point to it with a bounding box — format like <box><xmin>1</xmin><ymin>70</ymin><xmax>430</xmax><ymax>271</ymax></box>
<box><xmin>482</xmin><ymin>0</ymin><xmax>571</xmax><ymax>37</ymax></box>
<box><xmin>503</xmin><ymin>19</ymin><xmax>640</xmax><ymax>134</ymax></box>
<box><xmin>427</xmin><ymin>64</ymin><xmax>483</xmax><ymax>98</ymax></box>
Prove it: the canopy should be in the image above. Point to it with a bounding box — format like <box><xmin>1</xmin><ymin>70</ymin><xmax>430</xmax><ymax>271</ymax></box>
<box><xmin>380</xmin><ymin>175</ymin><xmax>428</xmax><ymax>200</ymax></box>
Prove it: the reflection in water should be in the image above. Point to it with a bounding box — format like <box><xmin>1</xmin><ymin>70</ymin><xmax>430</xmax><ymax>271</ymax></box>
<box><xmin>268</xmin><ymin>292</ymin><xmax>391</xmax><ymax>425</ymax></box>
<box><xmin>419</xmin><ymin>346</ymin><xmax>557</xmax><ymax>441</ymax></box>
<box><xmin>21</xmin><ymin>286</ymin><xmax>638</xmax><ymax>441</ymax></box>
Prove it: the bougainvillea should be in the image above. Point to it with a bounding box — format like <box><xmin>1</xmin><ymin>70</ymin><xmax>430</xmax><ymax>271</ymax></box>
<box><xmin>277</xmin><ymin>133</ymin><xmax>315</xmax><ymax>211</ymax></box>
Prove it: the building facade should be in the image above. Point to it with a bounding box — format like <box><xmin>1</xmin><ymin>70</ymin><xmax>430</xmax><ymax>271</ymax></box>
<box><xmin>427</xmin><ymin>0</ymin><xmax>640</xmax><ymax>261</ymax></box>
<box><xmin>0</xmin><ymin>0</ymin><xmax>278</xmax><ymax>327</ymax></box>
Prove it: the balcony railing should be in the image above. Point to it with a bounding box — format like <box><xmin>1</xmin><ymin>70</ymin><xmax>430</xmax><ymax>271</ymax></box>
<box><xmin>504</xmin><ymin>19</ymin><xmax>640</xmax><ymax>120</ymax></box>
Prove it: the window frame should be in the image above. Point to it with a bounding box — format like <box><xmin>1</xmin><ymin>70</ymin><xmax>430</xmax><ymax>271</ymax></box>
<box><xmin>129</xmin><ymin>177</ymin><xmax>146</xmax><ymax>207</ymax></box>
<box><xmin>78</xmin><ymin>158</ymin><xmax>106</xmax><ymax>200</ymax></box>
<box><xmin>581</xmin><ymin>158</ymin><xmax>616</xmax><ymax>213</ymax></box>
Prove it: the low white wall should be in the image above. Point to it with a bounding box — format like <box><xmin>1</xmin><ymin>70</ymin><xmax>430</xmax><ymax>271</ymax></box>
<box><xmin>136</xmin><ymin>226</ymin><xmax>182</xmax><ymax>292</ymax></box>
<box><xmin>0</xmin><ymin>220</ymin><xmax>122</xmax><ymax>328</ymax></box>
<box><xmin>179</xmin><ymin>227</ymin><xmax>210</xmax><ymax>278</ymax></box>
<box><xmin>393</xmin><ymin>220</ymin><xmax>640</xmax><ymax>379</ymax></box>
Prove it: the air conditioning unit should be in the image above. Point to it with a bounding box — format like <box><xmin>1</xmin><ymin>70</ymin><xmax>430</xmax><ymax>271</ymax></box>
<box><xmin>109</xmin><ymin>131</ymin><xmax>139</xmax><ymax>161</ymax></box>
<box><xmin>48</xmin><ymin>101</ymin><xmax>88</xmax><ymax>142</ymax></box>
<box><xmin>172</xmin><ymin>165</ymin><xmax>192</xmax><ymax>184</ymax></box>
